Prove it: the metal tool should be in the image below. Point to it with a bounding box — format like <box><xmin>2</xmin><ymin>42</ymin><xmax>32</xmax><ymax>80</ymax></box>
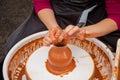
<box><xmin>76</xmin><ymin>4</ymin><xmax>97</xmax><ymax>27</ymax></box>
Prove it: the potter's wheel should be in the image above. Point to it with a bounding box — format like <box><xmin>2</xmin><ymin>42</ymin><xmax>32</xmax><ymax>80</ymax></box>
<box><xmin>3</xmin><ymin>31</ymin><xmax>114</xmax><ymax>80</ymax></box>
<box><xmin>26</xmin><ymin>44</ymin><xmax>94</xmax><ymax>80</ymax></box>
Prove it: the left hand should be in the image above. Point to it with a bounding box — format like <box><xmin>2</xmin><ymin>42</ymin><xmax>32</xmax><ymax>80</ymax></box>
<box><xmin>58</xmin><ymin>25</ymin><xmax>86</xmax><ymax>41</ymax></box>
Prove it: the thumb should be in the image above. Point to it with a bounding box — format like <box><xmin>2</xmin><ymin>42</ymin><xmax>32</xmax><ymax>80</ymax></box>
<box><xmin>77</xmin><ymin>29</ymin><xmax>86</xmax><ymax>40</ymax></box>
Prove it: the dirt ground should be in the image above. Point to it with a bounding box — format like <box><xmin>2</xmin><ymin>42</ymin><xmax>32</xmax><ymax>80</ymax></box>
<box><xmin>0</xmin><ymin>0</ymin><xmax>32</xmax><ymax>62</ymax></box>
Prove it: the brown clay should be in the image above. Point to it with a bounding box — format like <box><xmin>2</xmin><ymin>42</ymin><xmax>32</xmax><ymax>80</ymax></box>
<box><xmin>7</xmin><ymin>37</ymin><xmax>112</xmax><ymax>79</ymax></box>
<box><xmin>46</xmin><ymin>44</ymin><xmax>76</xmax><ymax>75</ymax></box>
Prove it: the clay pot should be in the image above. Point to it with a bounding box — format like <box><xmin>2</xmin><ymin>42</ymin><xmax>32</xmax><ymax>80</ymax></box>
<box><xmin>48</xmin><ymin>45</ymin><xmax>72</xmax><ymax>68</ymax></box>
<box><xmin>46</xmin><ymin>44</ymin><xmax>76</xmax><ymax>75</ymax></box>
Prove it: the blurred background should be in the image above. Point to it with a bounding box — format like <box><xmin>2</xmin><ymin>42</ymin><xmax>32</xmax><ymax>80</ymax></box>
<box><xmin>0</xmin><ymin>0</ymin><xmax>33</xmax><ymax>62</ymax></box>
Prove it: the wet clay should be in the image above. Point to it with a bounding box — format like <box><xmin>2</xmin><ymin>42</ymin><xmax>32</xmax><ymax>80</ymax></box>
<box><xmin>7</xmin><ymin>37</ymin><xmax>113</xmax><ymax>80</ymax></box>
<box><xmin>46</xmin><ymin>45</ymin><xmax>76</xmax><ymax>76</ymax></box>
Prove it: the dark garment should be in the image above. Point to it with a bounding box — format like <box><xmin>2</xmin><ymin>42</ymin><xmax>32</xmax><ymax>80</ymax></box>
<box><xmin>1</xmin><ymin>0</ymin><xmax>120</xmax><ymax>79</ymax></box>
<box><xmin>51</xmin><ymin>0</ymin><xmax>107</xmax><ymax>27</ymax></box>
<box><xmin>98</xmin><ymin>30</ymin><xmax>120</xmax><ymax>52</ymax></box>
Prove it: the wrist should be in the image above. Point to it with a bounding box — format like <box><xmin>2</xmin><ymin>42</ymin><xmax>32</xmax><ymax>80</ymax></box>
<box><xmin>49</xmin><ymin>25</ymin><xmax>61</xmax><ymax>31</ymax></box>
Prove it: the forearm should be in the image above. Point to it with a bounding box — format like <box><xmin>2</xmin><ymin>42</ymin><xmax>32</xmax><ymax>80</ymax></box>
<box><xmin>82</xmin><ymin>18</ymin><xmax>118</xmax><ymax>38</ymax></box>
<box><xmin>37</xmin><ymin>9</ymin><xmax>59</xmax><ymax>30</ymax></box>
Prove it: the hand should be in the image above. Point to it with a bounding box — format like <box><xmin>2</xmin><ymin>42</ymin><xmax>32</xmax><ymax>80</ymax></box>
<box><xmin>43</xmin><ymin>26</ymin><xmax>62</xmax><ymax>46</ymax></box>
<box><xmin>75</xmin><ymin>29</ymin><xmax>86</xmax><ymax>40</ymax></box>
<box><xmin>59</xmin><ymin>25</ymin><xmax>86</xmax><ymax>40</ymax></box>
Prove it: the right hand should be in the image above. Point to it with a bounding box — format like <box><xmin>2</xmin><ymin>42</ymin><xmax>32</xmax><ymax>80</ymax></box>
<box><xmin>43</xmin><ymin>26</ymin><xmax>62</xmax><ymax>46</ymax></box>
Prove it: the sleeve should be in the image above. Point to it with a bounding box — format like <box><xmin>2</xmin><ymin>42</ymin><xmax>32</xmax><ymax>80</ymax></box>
<box><xmin>105</xmin><ymin>0</ymin><xmax>120</xmax><ymax>30</ymax></box>
<box><xmin>32</xmin><ymin>0</ymin><xmax>52</xmax><ymax>13</ymax></box>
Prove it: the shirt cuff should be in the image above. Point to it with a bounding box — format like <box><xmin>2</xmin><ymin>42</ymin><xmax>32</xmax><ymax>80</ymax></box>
<box><xmin>33</xmin><ymin>2</ymin><xmax>52</xmax><ymax>13</ymax></box>
<box><xmin>108</xmin><ymin>16</ymin><xmax>120</xmax><ymax>30</ymax></box>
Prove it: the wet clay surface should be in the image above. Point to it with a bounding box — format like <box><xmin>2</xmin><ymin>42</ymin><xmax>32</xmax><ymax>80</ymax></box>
<box><xmin>46</xmin><ymin>59</ymin><xmax>76</xmax><ymax>76</ymax></box>
<box><xmin>7</xmin><ymin>38</ymin><xmax>112</xmax><ymax>80</ymax></box>
<box><xmin>45</xmin><ymin>41</ymin><xmax>77</xmax><ymax>75</ymax></box>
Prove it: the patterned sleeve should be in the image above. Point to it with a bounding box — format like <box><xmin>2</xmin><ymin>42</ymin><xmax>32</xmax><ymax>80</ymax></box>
<box><xmin>105</xmin><ymin>0</ymin><xmax>120</xmax><ymax>30</ymax></box>
<box><xmin>32</xmin><ymin>0</ymin><xmax>52</xmax><ymax>13</ymax></box>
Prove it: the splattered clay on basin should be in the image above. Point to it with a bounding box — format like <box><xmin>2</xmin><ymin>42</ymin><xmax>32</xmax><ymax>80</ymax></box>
<box><xmin>3</xmin><ymin>32</ymin><xmax>114</xmax><ymax>80</ymax></box>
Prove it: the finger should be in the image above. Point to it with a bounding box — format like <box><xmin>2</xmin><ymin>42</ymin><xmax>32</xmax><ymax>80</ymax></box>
<box><xmin>64</xmin><ymin>25</ymin><xmax>74</xmax><ymax>34</ymax></box>
<box><xmin>58</xmin><ymin>31</ymin><xmax>66</xmax><ymax>42</ymax></box>
<box><xmin>43</xmin><ymin>40</ymin><xmax>51</xmax><ymax>46</ymax></box>
<box><xmin>55</xmin><ymin>29</ymin><xmax>62</xmax><ymax>38</ymax></box>
<box><xmin>43</xmin><ymin>36</ymin><xmax>52</xmax><ymax>46</ymax></box>
<box><xmin>45</xmin><ymin>37</ymin><xmax>52</xmax><ymax>43</ymax></box>
<box><xmin>77</xmin><ymin>29</ymin><xmax>86</xmax><ymax>40</ymax></box>
<box><xmin>43</xmin><ymin>40</ymin><xmax>52</xmax><ymax>46</ymax></box>
<box><xmin>49</xmin><ymin>29</ymin><xmax>56</xmax><ymax>41</ymax></box>
<box><xmin>68</xmin><ymin>26</ymin><xmax>80</xmax><ymax>36</ymax></box>
<box><xmin>80</xmin><ymin>30</ymin><xmax>86</xmax><ymax>40</ymax></box>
